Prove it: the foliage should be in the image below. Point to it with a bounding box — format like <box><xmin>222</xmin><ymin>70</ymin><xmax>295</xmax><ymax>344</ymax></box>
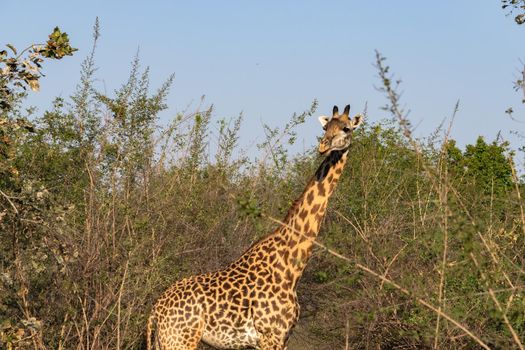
<box><xmin>1</xmin><ymin>28</ymin><xmax>525</xmax><ymax>350</ymax></box>
<box><xmin>0</xmin><ymin>26</ymin><xmax>77</xmax><ymax>187</ymax></box>
<box><xmin>257</xmin><ymin>100</ymin><xmax>318</xmax><ymax>173</ymax></box>
<box><xmin>445</xmin><ymin>137</ymin><xmax>513</xmax><ymax>197</ymax></box>
<box><xmin>0</xmin><ymin>27</ymin><xmax>77</xmax><ymax>109</ymax></box>
<box><xmin>502</xmin><ymin>0</ymin><xmax>525</xmax><ymax>24</ymax></box>
<box><xmin>501</xmin><ymin>0</ymin><xmax>525</xmax><ymax>164</ymax></box>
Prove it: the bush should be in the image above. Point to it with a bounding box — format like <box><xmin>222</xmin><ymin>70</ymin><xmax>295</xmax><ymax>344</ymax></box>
<box><xmin>1</xmin><ymin>28</ymin><xmax>524</xmax><ymax>350</ymax></box>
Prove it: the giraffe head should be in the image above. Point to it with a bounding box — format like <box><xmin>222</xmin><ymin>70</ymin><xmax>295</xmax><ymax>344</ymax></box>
<box><xmin>318</xmin><ymin>105</ymin><xmax>363</xmax><ymax>155</ymax></box>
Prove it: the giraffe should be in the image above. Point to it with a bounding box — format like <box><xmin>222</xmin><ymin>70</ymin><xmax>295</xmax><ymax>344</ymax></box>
<box><xmin>147</xmin><ymin>105</ymin><xmax>363</xmax><ymax>350</ymax></box>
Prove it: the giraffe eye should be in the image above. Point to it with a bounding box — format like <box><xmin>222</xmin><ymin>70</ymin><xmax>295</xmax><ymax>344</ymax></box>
<box><xmin>343</xmin><ymin>127</ymin><xmax>351</xmax><ymax>133</ymax></box>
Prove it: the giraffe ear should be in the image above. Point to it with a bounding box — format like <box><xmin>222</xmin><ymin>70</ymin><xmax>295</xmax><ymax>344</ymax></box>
<box><xmin>332</xmin><ymin>105</ymin><xmax>339</xmax><ymax>117</ymax></box>
<box><xmin>350</xmin><ymin>114</ymin><xmax>364</xmax><ymax>129</ymax></box>
<box><xmin>318</xmin><ymin>115</ymin><xmax>330</xmax><ymax>127</ymax></box>
<box><xmin>339</xmin><ymin>104</ymin><xmax>351</xmax><ymax>122</ymax></box>
<box><xmin>342</xmin><ymin>104</ymin><xmax>350</xmax><ymax>117</ymax></box>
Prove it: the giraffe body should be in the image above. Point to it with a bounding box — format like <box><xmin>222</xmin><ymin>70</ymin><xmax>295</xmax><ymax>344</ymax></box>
<box><xmin>150</xmin><ymin>233</ymin><xmax>302</xmax><ymax>349</ymax></box>
<box><xmin>148</xmin><ymin>105</ymin><xmax>363</xmax><ymax>350</ymax></box>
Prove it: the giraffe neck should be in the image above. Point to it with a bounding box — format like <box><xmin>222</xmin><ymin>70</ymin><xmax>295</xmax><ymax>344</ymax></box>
<box><xmin>279</xmin><ymin>149</ymin><xmax>349</xmax><ymax>281</ymax></box>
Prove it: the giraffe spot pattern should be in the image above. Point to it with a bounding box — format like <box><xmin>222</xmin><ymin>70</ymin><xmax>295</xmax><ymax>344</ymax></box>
<box><xmin>148</xmin><ymin>131</ymin><xmax>355</xmax><ymax>350</ymax></box>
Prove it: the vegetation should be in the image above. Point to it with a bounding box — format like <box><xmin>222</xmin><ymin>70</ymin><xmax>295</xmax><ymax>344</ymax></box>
<box><xmin>1</xmin><ymin>24</ymin><xmax>524</xmax><ymax>350</ymax></box>
<box><xmin>502</xmin><ymin>0</ymin><xmax>525</xmax><ymax>25</ymax></box>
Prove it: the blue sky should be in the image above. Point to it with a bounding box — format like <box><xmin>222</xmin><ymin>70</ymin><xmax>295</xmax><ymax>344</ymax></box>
<box><xmin>2</xmin><ymin>1</ymin><xmax>524</xmax><ymax>159</ymax></box>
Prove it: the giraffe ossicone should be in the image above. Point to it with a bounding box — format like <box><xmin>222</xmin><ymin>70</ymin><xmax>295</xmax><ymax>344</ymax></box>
<box><xmin>147</xmin><ymin>105</ymin><xmax>364</xmax><ymax>350</ymax></box>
